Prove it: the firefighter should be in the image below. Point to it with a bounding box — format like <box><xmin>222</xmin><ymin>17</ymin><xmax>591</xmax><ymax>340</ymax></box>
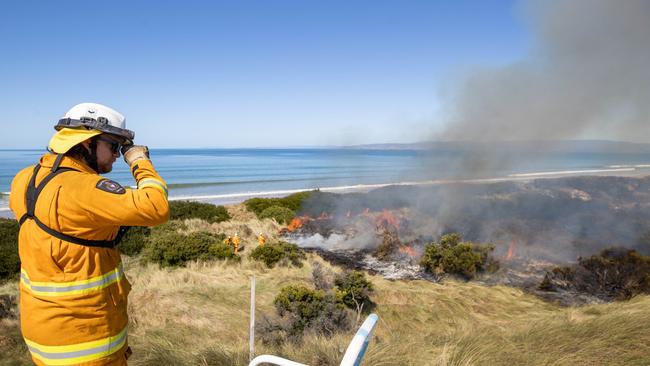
<box><xmin>232</xmin><ymin>232</ymin><xmax>241</xmax><ymax>254</ymax></box>
<box><xmin>223</xmin><ymin>235</ymin><xmax>232</xmax><ymax>246</ymax></box>
<box><xmin>257</xmin><ymin>232</ymin><xmax>266</xmax><ymax>246</ymax></box>
<box><xmin>9</xmin><ymin>102</ymin><xmax>169</xmax><ymax>366</ymax></box>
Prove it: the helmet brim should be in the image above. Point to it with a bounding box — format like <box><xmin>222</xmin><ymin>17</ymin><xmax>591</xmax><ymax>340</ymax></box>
<box><xmin>49</xmin><ymin>128</ymin><xmax>103</xmax><ymax>154</ymax></box>
<box><xmin>56</xmin><ymin>118</ymin><xmax>135</xmax><ymax>143</ymax></box>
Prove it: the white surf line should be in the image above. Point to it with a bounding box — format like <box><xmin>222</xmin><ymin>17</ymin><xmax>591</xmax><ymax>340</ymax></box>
<box><xmin>508</xmin><ymin>168</ymin><xmax>635</xmax><ymax>178</ymax></box>
<box><xmin>166</xmin><ymin>177</ymin><xmax>558</xmax><ymax>202</ymax></box>
<box><xmin>608</xmin><ymin>164</ymin><xmax>650</xmax><ymax>168</ymax></box>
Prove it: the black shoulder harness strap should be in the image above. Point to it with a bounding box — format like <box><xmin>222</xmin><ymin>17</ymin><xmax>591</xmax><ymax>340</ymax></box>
<box><xmin>18</xmin><ymin>154</ymin><xmax>130</xmax><ymax>249</ymax></box>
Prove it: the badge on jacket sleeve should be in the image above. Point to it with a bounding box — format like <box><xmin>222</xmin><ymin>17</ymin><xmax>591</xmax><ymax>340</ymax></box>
<box><xmin>96</xmin><ymin>179</ymin><xmax>126</xmax><ymax>194</ymax></box>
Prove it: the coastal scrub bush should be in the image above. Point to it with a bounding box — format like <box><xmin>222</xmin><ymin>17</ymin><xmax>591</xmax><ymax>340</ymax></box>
<box><xmin>0</xmin><ymin>219</ymin><xmax>20</xmax><ymax>281</ymax></box>
<box><xmin>259</xmin><ymin>206</ymin><xmax>294</xmax><ymax>224</ymax></box>
<box><xmin>244</xmin><ymin>191</ymin><xmax>312</xmax><ymax>219</ymax></box>
<box><xmin>420</xmin><ymin>233</ymin><xmax>496</xmax><ymax>279</ymax></box>
<box><xmin>334</xmin><ymin>270</ymin><xmax>374</xmax><ymax>312</ymax></box>
<box><xmin>143</xmin><ymin>228</ymin><xmax>236</xmax><ymax>267</ymax></box>
<box><xmin>540</xmin><ymin>248</ymin><xmax>650</xmax><ymax>301</ymax></box>
<box><xmin>118</xmin><ymin>226</ymin><xmax>151</xmax><ymax>256</ymax></box>
<box><xmin>250</xmin><ymin>241</ymin><xmax>306</xmax><ymax>268</ymax></box>
<box><xmin>259</xmin><ymin>284</ymin><xmax>352</xmax><ymax>345</ymax></box>
<box><xmin>274</xmin><ymin>285</ymin><xmax>326</xmax><ymax>332</ymax></box>
<box><xmin>169</xmin><ymin>200</ymin><xmax>230</xmax><ymax>223</ymax></box>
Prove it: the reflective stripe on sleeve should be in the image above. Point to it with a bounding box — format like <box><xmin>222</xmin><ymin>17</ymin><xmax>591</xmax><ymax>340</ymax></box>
<box><xmin>24</xmin><ymin>326</ymin><xmax>127</xmax><ymax>365</ymax></box>
<box><xmin>137</xmin><ymin>178</ymin><xmax>168</xmax><ymax>198</ymax></box>
<box><xmin>20</xmin><ymin>264</ymin><xmax>124</xmax><ymax>297</ymax></box>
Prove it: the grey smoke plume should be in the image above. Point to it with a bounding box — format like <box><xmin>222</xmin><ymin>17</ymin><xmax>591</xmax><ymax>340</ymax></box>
<box><xmin>441</xmin><ymin>0</ymin><xmax>650</xmax><ymax>142</ymax></box>
<box><xmin>290</xmin><ymin>1</ymin><xmax>650</xmax><ymax>266</ymax></box>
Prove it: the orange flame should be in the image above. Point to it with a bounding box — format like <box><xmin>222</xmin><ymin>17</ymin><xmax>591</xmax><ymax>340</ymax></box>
<box><xmin>287</xmin><ymin>217</ymin><xmax>304</xmax><ymax>232</ymax></box>
<box><xmin>375</xmin><ymin>209</ymin><xmax>400</xmax><ymax>230</ymax></box>
<box><xmin>506</xmin><ymin>239</ymin><xmax>517</xmax><ymax>260</ymax></box>
<box><xmin>398</xmin><ymin>245</ymin><xmax>417</xmax><ymax>257</ymax></box>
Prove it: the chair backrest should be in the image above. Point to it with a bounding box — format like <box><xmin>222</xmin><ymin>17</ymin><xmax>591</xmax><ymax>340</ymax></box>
<box><xmin>339</xmin><ymin>313</ymin><xmax>379</xmax><ymax>366</ymax></box>
<box><xmin>248</xmin><ymin>313</ymin><xmax>379</xmax><ymax>366</ymax></box>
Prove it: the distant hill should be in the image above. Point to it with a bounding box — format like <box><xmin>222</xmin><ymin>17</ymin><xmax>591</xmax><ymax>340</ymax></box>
<box><xmin>345</xmin><ymin>140</ymin><xmax>650</xmax><ymax>154</ymax></box>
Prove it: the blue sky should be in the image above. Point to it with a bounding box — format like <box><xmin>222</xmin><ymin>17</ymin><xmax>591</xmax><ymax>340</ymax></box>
<box><xmin>0</xmin><ymin>0</ymin><xmax>528</xmax><ymax>148</ymax></box>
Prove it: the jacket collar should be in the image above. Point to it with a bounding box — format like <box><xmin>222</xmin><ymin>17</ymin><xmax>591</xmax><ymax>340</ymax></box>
<box><xmin>39</xmin><ymin>153</ymin><xmax>97</xmax><ymax>174</ymax></box>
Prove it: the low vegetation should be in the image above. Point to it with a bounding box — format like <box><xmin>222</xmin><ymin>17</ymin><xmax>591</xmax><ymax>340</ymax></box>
<box><xmin>258</xmin><ymin>267</ymin><xmax>374</xmax><ymax>346</ymax></box>
<box><xmin>143</xmin><ymin>226</ymin><xmax>236</xmax><ymax>267</ymax></box>
<box><xmin>249</xmin><ymin>241</ymin><xmax>306</xmax><ymax>268</ymax></box>
<box><xmin>334</xmin><ymin>270</ymin><xmax>374</xmax><ymax>312</ymax></box>
<box><xmin>0</xmin><ymin>218</ymin><xmax>20</xmax><ymax>282</ymax></box>
<box><xmin>259</xmin><ymin>206</ymin><xmax>295</xmax><ymax>224</ymax></box>
<box><xmin>169</xmin><ymin>200</ymin><xmax>231</xmax><ymax>223</ymax></box>
<box><xmin>540</xmin><ymin>248</ymin><xmax>650</xmax><ymax>300</ymax></box>
<box><xmin>118</xmin><ymin>226</ymin><xmax>151</xmax><ymax>256</ymax></box>
<box><xmin>244</xmin><ymin>191</ymin><xmax>312</xmax><ymax>222</ymax></box>
<box><xmin>420</xmin><ymin>233</ymin><xmax>497</xmax><ymax>279</ymax></box>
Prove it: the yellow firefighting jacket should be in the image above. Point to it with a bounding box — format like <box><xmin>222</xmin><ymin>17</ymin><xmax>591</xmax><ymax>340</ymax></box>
<box><xmin>9</xmin><ymin>153</ymin><xmax>169</xmax><ymax>366</ymax></box>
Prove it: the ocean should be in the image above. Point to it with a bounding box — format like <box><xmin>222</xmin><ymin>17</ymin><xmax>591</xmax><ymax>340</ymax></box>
<box><xmin>2</xmin><ymin>148</ymin><xmax>650</xmax><ymax>216</ymax></box>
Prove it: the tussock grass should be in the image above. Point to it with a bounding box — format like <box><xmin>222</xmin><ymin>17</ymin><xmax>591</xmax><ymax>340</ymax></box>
<box><xmin>119</xmin><ymin>254</ymin><xmax>650</xmax><ymax>366</ymax></box>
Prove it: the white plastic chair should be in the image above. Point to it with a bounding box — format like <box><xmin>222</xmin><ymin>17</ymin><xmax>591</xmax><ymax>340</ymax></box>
<box><xmin>248</xmin><ymin>313</ymin><xmax>379</xmax><ymax>366</ymax></box>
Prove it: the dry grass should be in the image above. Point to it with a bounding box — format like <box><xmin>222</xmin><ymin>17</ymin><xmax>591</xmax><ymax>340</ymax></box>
<box><xmin>123</xmin><ymin>256</ymin><xmax>650</xmax><ymax>366</ymax></box>
<box><xmin>2</xmin><ymin>208</ymin><xmax>650</xmax><ymax>365</ymax></box>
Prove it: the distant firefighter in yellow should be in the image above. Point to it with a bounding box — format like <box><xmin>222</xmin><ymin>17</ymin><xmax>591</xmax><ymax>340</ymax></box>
<box><xmin>232</xmin><ymin>232</ymin><xmax>241</xmax><ymax>253</ymax></box>
<box><xmin>223</xmin><ymin>235</ymin><xmax>232</xmax><ymax>246</ymax></box>
<box><xmin>257</xmin><ymin>233</ymin><xmax>266</xmax><ymax>246</ymax></box>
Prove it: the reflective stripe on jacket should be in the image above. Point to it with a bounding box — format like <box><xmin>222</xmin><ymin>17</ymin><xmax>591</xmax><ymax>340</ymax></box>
<box><xmin>9</xmin><ymin>153</ymin><xmax>169</xmax><ymax>366</ymax></box>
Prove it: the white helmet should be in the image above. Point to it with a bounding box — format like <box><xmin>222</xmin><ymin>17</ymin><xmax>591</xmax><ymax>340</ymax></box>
<box><xmin>56</xmin><ymin>102</ymin><xmax>134</xmax><ymax>143</ymax></box>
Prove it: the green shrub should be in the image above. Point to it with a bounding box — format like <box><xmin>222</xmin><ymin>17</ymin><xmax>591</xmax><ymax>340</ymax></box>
<box><xmin>207</xmin><ymin>242</ymin><xmax>237</xmax><ymax>259</ymax></box>
<box><xmin>244</xmin><ymin>191</ymin><xmax>312</xmax><ymax>218</ymax></box>
<box><xmin>420</xmin><ymin>233</ymin><xmax>496</xmax><ymax>279</ymax></box>
<box><xmin>118</xmin><ymin>226</ymin><xmax>151</xmax><ymax>256</ymax></box>
<box><xmin>279</xmin><ymin>191</ymin><xmax>312</xmax><ymax>212</ymax></box>
<box><xmin>261</xmin><ymin>282</ymin><xmax>354</xmax><ymax>345</ymax></box>
<box><xmin>259</xmin><ymin>206</ymin><xmax>295</xmax><ymax>224</ymax></box>
<box><xmin>0</xmin><ymin>219</ymin><xmax>20</xmax><ymax>281</ymax></box>
<box><xmin>244</xmin><ymin>198</ymin><xmax>283</xmax><ymax>217</ymax></box>
<box><xmin>334</xmin><ymin>271</ymin><xmax>374</xmax><ymax>311</ymax></box>
<box><xmin>250</xmin><ymin>241</ymin><xmax>305</xmax><ymax>268</ymax></box>
<box><xmin>169</xmin><ymin>200</ymin><xmax>230</xmax><ymax>223</ymax></box>
<box><xmin>274</xmin><ymin>285</ymin><xmax>326</xmax><ymax>332</ymax></box>
<box><xmin>142</xmin><ymin>227</ymin><xmax>236</xmax><ymax>267</ymax></box>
